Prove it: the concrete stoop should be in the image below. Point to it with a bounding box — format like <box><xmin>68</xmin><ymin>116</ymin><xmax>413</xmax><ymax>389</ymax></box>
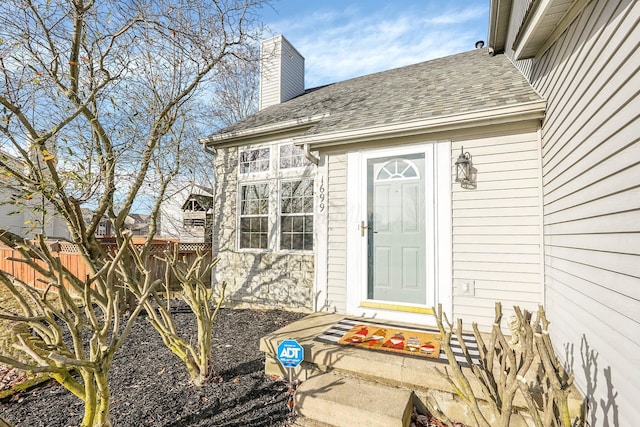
<box><xmin>261</xmin><ymin>312</ymin><xmax>585</xmax><ymax>427</ymax></box>
<box><xmin>292</xmin><ymin>372</ymin><xmax>415</xmax><ymax>427</ymax></box>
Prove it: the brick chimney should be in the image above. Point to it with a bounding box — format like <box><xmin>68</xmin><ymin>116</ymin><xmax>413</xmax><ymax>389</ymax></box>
<box><xmin>259</xmin><ymin>35</ymin><xmax>304</xmax><ymax>111</ymax></box>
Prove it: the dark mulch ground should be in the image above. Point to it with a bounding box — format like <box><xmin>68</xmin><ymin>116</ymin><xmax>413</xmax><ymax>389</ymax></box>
<box><xmin>0</xmin><ymin>307</ymin><xmax>305</xmax><ymax>427</ymax></box>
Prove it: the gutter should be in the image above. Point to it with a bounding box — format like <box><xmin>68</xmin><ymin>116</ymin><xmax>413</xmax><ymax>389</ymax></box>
<box><xmin>293</xmin><ymin>100</ymin><xmax>546</xmax><ymax>149</ymax></box>
<box><xmin>202</xmin><ymin>140</ymin><xmax>216</xmax><ymax>157</ymax></box>
<box><xmin>198</xmin><ymin>113</ymin><xmax>329</xmax><ymax>149</ymax></box>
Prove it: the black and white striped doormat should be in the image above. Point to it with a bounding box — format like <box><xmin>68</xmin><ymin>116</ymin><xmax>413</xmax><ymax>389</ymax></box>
<box><xmin>314</xmin><ymin>317</ymin><xmax>480</xmax><ymax>365</ymax></box>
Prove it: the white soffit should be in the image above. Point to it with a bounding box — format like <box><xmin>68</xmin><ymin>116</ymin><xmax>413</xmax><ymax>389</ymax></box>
<box><xmin>513</xmin><ymin>0</ymin><xmax>590</xmax><ymax>60</ymax></box>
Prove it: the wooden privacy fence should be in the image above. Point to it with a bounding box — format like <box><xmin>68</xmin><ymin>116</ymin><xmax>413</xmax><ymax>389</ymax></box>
<box><xmin>0</xmin><ymin>241</ymin><xmax>213</xmax><ymax>293</ymax></box>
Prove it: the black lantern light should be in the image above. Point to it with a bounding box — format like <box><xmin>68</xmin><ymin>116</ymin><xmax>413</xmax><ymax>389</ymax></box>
<box><xmin>455</xmin><ymin>147</ymin><xmax>476</xmax><ymax>189</ymax></box>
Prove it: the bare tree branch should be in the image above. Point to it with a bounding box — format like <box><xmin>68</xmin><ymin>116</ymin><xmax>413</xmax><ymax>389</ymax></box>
<box><xmin>0</xmin><ymin>1</ymin><xmax>266</xmax><ymax>424</ymax></box>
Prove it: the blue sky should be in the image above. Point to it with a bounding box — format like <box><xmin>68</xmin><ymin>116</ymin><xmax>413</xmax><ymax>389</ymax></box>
<box><xmin>260</xmin><ymin>0</ymin><xmax>490</xmax><ymax>88</ymax></box>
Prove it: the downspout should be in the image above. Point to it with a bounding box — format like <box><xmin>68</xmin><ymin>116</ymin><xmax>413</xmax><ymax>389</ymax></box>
<box><xmin>302</xmin><ymin>143</ymin><xmax>319</xmax><ymax>165</ymax></box>
<box><xmin>202</xmin><ymin>140</ymin><xmax>216</xmax><ymax>157</ymax></box>
<box><xmin>304</xmin><ymin>143</ymin><xmax>326</xmax><ymax>314</ymax></box>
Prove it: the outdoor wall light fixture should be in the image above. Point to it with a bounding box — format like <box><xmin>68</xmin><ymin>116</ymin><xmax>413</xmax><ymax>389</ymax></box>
<box><xmin>455</xmin><ymin>147</ymin><xmax>477</xmax><ymax>189</ymax></box>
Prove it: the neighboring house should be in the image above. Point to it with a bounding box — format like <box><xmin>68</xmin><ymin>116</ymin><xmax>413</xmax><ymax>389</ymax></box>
<box><xmin>81</xmin><ymin>209</ymin><xmax>151</xmax><ymax>238</ymax></box>
<box><xmin>159</xmin><ymin>180</ymin><xmax>214</xmax><ymax>243</ymax></box>
<box><xmin>95</xmin><ymin>215</ymin><xmax>113</xmax><ymax>237</ymax></box>
<box><xmin>179</xmin><ymin>194</ymin><xmax>213</xmax><ymax>243</ymax></box>
<box><xmin>202</xmin><ymin>1</ymin><xmax>638</xmax><ymax>423</ymax></box>
<box><xmin>125</xmin><ymin>213</ymin><xmax>151</xmax><ymax>236</ymax></box>
<box><xmin>0</xmin><ymin>149</ymin><xmax>70</xmax><ymax>240</ymax></box>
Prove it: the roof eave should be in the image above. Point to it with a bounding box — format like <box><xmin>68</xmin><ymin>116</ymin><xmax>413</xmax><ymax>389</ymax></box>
<box><xmin>198</xmin><ymin>113</ymin><xmax>329</xmax><ymax>149</ymax></box>
<box><xmin>293</xmin><ymin>100</ymin><xmax>546</xmax><ymax>150</ymax></box>
<box><xmin>488</xmin><ymin>0</ymin><xmax>513</xmax><ymax>54</ymax></box>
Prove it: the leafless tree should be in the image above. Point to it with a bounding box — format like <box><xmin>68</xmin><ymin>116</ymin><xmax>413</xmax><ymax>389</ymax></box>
<box><xmin>0</xmin><ymin>1</ymin><xmax>266</xmax><ymax>425</ymax></box>
<box><xmin>145</xmin><ymin>248</ymin><xmax>227</xmax><ymax>386</ymax></box>
<box><xmin>426</xmin><ymin>303</ymin><xmax>576</xmax><ymax>427</ymax></box>
<box><xmin>208</xmin><ymin>44</ymin><xmax>259</xmax><ymax>128</ymax></box>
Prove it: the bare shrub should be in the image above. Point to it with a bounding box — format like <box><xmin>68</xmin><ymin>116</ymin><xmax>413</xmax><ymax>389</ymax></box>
<box><xmin>426</xmin><ymin>303</ymin><xmax>577</xmax><ymax>427</ymax></box>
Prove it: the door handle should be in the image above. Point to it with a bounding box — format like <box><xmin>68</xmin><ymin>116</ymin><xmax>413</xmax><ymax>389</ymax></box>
<box><xmin>360</xmin><ymin>220</ymin><xmax>369</xmax><ymax>237</ymax></box>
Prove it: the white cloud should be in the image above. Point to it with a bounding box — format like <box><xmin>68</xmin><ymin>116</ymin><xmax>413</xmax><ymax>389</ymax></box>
<box><xmin>264</xmin><ymin>2</ymin><xmax>488</xmax><ymax>87</ymax></box>
<box><xmin>425</xmin><ymin>6</ymin><xmax>487</xmax><ymax>25</ymax></box>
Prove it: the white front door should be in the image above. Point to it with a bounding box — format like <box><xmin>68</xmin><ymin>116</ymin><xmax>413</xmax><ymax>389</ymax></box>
<box><xmin>346</xmin><ymin>142</ymin><xmax>452</xmax><ymax>324</ymax></box>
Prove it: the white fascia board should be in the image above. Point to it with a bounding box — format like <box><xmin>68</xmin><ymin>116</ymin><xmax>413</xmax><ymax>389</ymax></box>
<box><xmin>198</xmin><ymin>113</ymin><xmax>329</xmax><ymax>148</ymax></box>
<box><xmin>488</xmin><ymin>0</ymin><xmax>514</xmax><ymax>53</ymax></box>
<box><xmin>513</xmin><ymin>0</ymin><xmax>554</xmax><ymax>60</ymax></box>
<box><xmin>293</xmin><ymin>100</ymin><xmax>546</xmax><ymax>149</ymax></box>
<box><xmin>513</xmin><ymin>0</ymin><xmax>582</xmax><ymax>60</ymax></box>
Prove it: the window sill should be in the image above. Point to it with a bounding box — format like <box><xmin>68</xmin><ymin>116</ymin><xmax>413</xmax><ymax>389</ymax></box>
<box><xmin>236</xmin><ymin>248</ymin><xmax>313</xmax><ymax>256</ymax></box>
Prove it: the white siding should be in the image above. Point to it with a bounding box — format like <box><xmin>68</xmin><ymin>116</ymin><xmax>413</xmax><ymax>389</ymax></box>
<box><xmin>452</xmin><ymin>129</ymin><xmax>543</xmax><ymax>329</ymax></box>
<box><xmin>258</xmin><ymin>36</ymin><xmax>280</xmax><ymax>111</ymax></box>
<box><xmin>0</xmin><ymin>192</ymin><xmax>71</xmax><ymax>240</ymax></box>
<box><xmin>279</xmin><ymin>37</ymin><xmax>304</xmax><ymax>105</ymax></box>
<box><xmin>326</xmin><ymin>152</ymin><xmax>348</xmax><ymax>313</ymax></box>
<box><xmin>321</xmin><ymin>124</ymin><xmax>544</xmax><ymax>326</ymax></box>
<box><xmin>505</xmin><ymin>1</ymin><xmax>640</xmax><ymax>425</ymax></box>
<box><xmin>0</xmin><ymin>154</ymin><xmax>24</xmax><ymax>235</ymax></box>
<box><xmin>507</xmin><ymin>0</ymin><xmax>534</xmax><ymax>75</ymax></box>
<box><xmin>0</xmin><ymin>192</ymin><xmax>30</xmax><ymax>236</ymax></box>
<box><xmin>259</xmin><ymin>35</ymin><xmax>304</xmax><ymax>111</ymax></box>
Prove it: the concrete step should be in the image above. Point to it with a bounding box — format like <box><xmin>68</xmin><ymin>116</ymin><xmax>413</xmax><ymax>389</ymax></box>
<box><xmin>293</xmin><ymin>372</ymin><xmax>414</xmax><ymax>427</ymax></box>
<box><xmin>260</xmin><ymin>312</ymin><xmax>455</xmax><ymax>393</ymax></box>
<box><xmin>261</xmin><ymin>313</ymin><xmax>585</xmax><ymax>426</ymax></box>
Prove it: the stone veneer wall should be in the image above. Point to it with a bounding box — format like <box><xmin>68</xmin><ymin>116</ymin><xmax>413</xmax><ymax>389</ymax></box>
<box><xmin>211</xmin><ymin>146</ymin><xmax>314</xmax><ymax>311</ymax></box>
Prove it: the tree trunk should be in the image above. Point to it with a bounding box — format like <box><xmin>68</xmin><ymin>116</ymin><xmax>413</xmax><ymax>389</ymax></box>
<box><xmin>196</xmin><ymin>312</ymin><xmax>213</xmax><ymax>385</ymax></box>
<box><xmin>80</xmin><ymin>370</ymin><xmax>112</xmax><ymax>427</ymax></box>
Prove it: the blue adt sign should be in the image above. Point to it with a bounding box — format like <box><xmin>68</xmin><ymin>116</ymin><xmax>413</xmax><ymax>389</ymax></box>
<box><xmin>277</xmin><ymin>339</ymin><xmax>304</xmax><ymax>368</ymax></box>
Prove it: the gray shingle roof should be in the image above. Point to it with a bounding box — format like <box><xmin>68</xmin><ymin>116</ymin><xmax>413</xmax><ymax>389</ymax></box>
<box><xmin>209</xmin><ymin>49</ymin><xmax>541</xmax><ymax>140</ymax></box>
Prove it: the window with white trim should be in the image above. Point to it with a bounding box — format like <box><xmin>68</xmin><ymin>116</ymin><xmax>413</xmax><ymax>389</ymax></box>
<box><xmin>239</xmin><ymin>148</ymin><xmax>269</xmax><ymax>173</ymax></box>
<box><xmin>376</xmin><ymin>159</ymin><xmax>420</xmax><ymax>181</ymax></box>
<box><xmin>280</xmin><ymin>179</ymin><xmax>314</xmax><ymax>250</ymax></box>
<box><xmin>97</xmin><ymin>222</ymin><xmax>108</xmax><ymax>236</ymax></box>
<box><xmin>280</xmin><ymin>144</ymin><xmax>312</xmax><ymax>169</ymax></box>
<box><xmin>239</xmin><ymin>182</ymin><xmax>269</xmax><ymax>249</ymax></box>
<box><xmin>237</xmin><ymin>143</ymin><xmax>315</xmax><ymax>252</ymax></box>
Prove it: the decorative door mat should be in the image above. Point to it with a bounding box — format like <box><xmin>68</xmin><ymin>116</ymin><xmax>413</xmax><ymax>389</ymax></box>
<box><xmin>338</xmin><ymin>324</ymin><xmax>442</xmax><ymax>359</ymax></box>
<box><xmin>315</xmin><ymin>318</ymin><xmax>480</xmax><ymax>365</ymax></box>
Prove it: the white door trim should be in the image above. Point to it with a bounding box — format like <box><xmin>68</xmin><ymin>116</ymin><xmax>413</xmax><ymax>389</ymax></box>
<box><xmin>313</xmin><ymin>153</ymin><xmax>329</xmax><ymax>312</ymax></box>
<box><xmin>346</xmin><ymin>141</ymin><xmax>452</xmax><ymax>325</ymax></box>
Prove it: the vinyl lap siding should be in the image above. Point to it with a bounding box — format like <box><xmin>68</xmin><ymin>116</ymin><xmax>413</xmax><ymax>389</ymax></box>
<box><xmin>258</xmin><ymin>37</ymin><xmax>281</xmax><ymax>111</ymax></box>
<box><xmin>507</xmin><ymin>0</ymin><xmax>534</xmax><ymax>75</ymax></box>
<box><xmin>506</xmin><ymin>1</ymin><xmax>640</xmax><ymax>425</ymax></box>
<box><xmin>452</xmin><ymin>129</ymin><xmax>543</xmax><ymax>329</ymax></box>
<box><xmin>258</xmin><ymin>35</ymin><xmax>304</xmax><ymax>111</ymax></box>
<box><xmin>279</xmin><ymin>38</ymin><xmax>304</xmax><ymax>106</ymax></box>
<box><xmin>326</xmin><ymin>153</ymin><xmax>348</xmax><ymax>312</ymax></box>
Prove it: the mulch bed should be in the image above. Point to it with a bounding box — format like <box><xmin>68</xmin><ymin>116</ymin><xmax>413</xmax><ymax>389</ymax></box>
<box><xmin>0</xmin><ymin>307</ymin><xmax>305</xmax><ymax>427</ymax></box>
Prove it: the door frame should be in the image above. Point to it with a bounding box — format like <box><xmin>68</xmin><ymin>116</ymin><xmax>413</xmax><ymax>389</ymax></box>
<box><xmin>345</xmin><ymin>141</ymin><xmax>452</xmax><ymax>325</ymax></box>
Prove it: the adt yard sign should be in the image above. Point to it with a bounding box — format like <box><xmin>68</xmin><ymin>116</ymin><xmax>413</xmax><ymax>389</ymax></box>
<box><xmin>277</xmin><ymin>339</ymin><xmax>304</xmax><ymax>368</ymax></box>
